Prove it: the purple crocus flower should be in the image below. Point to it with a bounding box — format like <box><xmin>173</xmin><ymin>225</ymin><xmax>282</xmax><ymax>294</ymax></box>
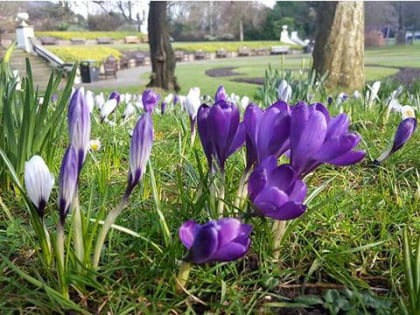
<box><xmin>179</xmin><ymin>218</ymin><xmax>252</xmax><ymax>264</ymax></box>
<box><xmin>374</xmin><ymin>117</ymin><xmax>417</xmax><ymax>164</ymax></box>
<box><xmin>290</xmin><ymin>102</ymin><xmax>365</xmax><ymax>177</ymax></box>
<box><xmin>248</xmin><ymin>156</ymin><xmax>307</xmax><ymax>220</ymax></box>
<box><xmin>197</xmin><ymin>100</ymin><xmax>245</xmax><ymax>172</ymax></box>
<box><xmin>215</xmin><ymin>85</ymin><xmax>227</xmax><ymax>102</ymax></box>
<box><xmin>142</xmin><ymin>89</ymin><xmax>160</xmax><ymax>112</ymax></box>
<box><xmin>244</xmin><ymin>101</ymin><xmax>290</xmax><ymax>170</ymax></box>
<box><xmin>58</xmin><ymin>146</ymin><xmax>79</xmax><ymax>223</ymax></box>
<box><xmin>68</xmin><ymin>87</ymin><xmax>91</xmax><ymax>169</ymax></box>
<box><xmin>127</xmin><ymin>112</ymin><xmax>154</xmax><ymax>192</ymax></box>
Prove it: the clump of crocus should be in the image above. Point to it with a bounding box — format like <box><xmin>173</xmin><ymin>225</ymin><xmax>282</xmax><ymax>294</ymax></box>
<box><xmin>244</xmin><ymin>102</ymin><xmax>290</xmax><ymax>170</ymax></box>
<box><xmin>248</xmin><ymin>156</ymin><xmax>307</xmax><ymax>220</ymax></box>
<box><xmin>179</xmin><ymin>218</ymin><xmax>252</xmax><ymax>264</ymax></box>
<box><xmin>197</xmin><ymin>99</ymin><xmax>245</xmax><ymax>173</ymax></box>
<box><xmin>374</xmin><ymin>117</ymin><xmax>417</xmax><ymax>165</ymax></box>
<box><xmin>24</xmin><ymin>155</ymin><xmax>55</xmax><ymax>218</ymax></box>
<box><xmin>290</xmin><ymin>102</ymin><xmax>365</xmax><ymax>178</ymax></box>
<box><xmin>142</xmin><ymin>89</ymin><xmax>160</xmax><ymax>113</ymax></box>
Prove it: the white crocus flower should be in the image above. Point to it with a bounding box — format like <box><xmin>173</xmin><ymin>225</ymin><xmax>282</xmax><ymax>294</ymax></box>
<box><xmin>95</xmin><ymin>92</ymin><xmax>105</xmax><ymax>110</ymax></box>
<box><xmin>366</xmin><ymin>81</ymin><xmax>381</xmax><ymax>109</ymax></box>
<box><xmin>100</xmin><ymin>98</ymin><xmax>118</xmax><ymax>121</ymax></box>
<box><xmin>240</xmin><ymin>96</ymin><xmax>250</xmax><ymax>111</ymax></box>
<box><xmin>277</xmin><ymin>79</ymin><xmax>292</xmax><ymax>102</ymax></box>
<box><xmin>177</xmin><ymin>95</ymin><xmax>186</xmax><ymax>111</ymax></box>
<box><xmin>85</xmin><ymin>90</ymin><xmax>95</xmax><ymax>113</ymax></box>
<box><xmin>352</xmin><ymin>90</ymin><xmax>361</xmax><ymax>99</ymax></box>
<box><xmin>185</xmin><ymin>87</ymin><xmax>201</xmax><ymax>121</ymax></box>
<box><xmin>123</xmin><ymin>102</ymin><xmax>136</xmax><ymax>120</ymax></box>
<box><xmin>24</xmin><ymin>155</ymin><xmax>54</xmax><ymax>217</ymax></box>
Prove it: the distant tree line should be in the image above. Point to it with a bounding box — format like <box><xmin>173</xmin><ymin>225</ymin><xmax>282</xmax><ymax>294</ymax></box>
<box><xmin>1</xmin><ymin>1</ymin><xmax>420</xmax><ymax>42</ymax></box>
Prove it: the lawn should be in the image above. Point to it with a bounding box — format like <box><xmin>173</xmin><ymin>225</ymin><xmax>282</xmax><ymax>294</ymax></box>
<box><xmin>0</xmin><ymin>42</ymin><xmax>419</xmax><ymax>314</ymax></box>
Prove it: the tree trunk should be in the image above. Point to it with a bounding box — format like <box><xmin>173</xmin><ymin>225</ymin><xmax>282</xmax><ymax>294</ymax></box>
<box><xmin>312</xmin><ymin>2</ymin><xmax>364</xmax><ymax>90</ymax></box>
<box><xmin>147</xmin><ymin>1</ymin><xmax>180</xmax><ymax>92</ymax></box>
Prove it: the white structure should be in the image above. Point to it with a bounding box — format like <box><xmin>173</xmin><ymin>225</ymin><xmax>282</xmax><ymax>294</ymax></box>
<box><xmin>290</xmin><ymin>31</ymin><xmax>307</xmax><ymax>46</ymax></box>
<box><xmin>280</xmin><ymin>25</ymin><xmax>297</xmax><ymax>45</ymax></box>
<box><xmin>15</xmin><ymin>12</ymin><xmax>34</xmax><ymax>53</ymax></box>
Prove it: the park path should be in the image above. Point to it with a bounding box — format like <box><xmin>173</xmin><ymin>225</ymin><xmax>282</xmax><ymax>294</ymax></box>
<box><xmin>74</xmin><ymin>64</ymin><xmax>151</xmax><ymax>90</ymax></box>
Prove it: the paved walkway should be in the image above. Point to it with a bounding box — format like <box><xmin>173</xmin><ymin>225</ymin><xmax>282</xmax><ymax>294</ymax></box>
<box><xmin>74</xmin><ymin>64</ymin><xmax>151</xmax><ymax>89</ymax></box>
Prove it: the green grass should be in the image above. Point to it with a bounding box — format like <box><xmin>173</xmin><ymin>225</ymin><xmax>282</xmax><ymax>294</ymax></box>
<box><xmin>1</xmin><ymin>41</ymin><xmax>420</xmax><ymax>314</ymax></box>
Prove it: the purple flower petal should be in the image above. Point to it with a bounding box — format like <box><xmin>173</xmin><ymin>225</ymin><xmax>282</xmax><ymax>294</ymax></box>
<box><xmin>253</xmin><ymin>186</ymin><xmax>289</xmax><ymax>215</ymax></box>
<box><xmin>263</xmin><ymin>201</ymin><xmax>306</xmax><ymax>220</ymax></box>
<box><xmin>391</xmin><ymin>118</ymin><xmax>417</xmax><ymax>153</ymax></box>
<box><xmin>313</xmin><ymin>134</ymin><xmax>361</xmax><ymax>162</ymax></box>
<box><xmin>179</xmin><ymin>220</ymin><xmax>200</xmax><ymax>249</ymax></box>
<box><xmin>211</xmin><ymin>242</ymin><xmax>250</xmax><ymax>262</ymax></box>
<box><xmin>328</xmin><ymin>150</ymin><xmax>366</xmax><ymax>166</ymax></box>
<box><xmin>185</xmin><ymin>223</ymin><xmax>219</xmax><ymax>264</ymax></box>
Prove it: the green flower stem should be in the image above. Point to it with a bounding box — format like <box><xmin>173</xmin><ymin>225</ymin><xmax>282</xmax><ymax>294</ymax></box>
<box><xmin>175</xmin><ymin>261</ymin><xmax>192</xmax><ymax>293</ymax></box>
<box><xmin>71</xmin><ymin>193</ymin><xmax>84</xmax><ymax>271</ymax></box>
<box><xmin>148</xmin><ymin>161</ymin><xmax>171</xmax><ymax>247</ymax></box>
<box><xmin>217</xmin><ymin>172</ymin><xmax>225</xmax><ymax>217</ymax></box>
<box><xmin>31</xmin><ymin>211</ymin><xmax>52</xmax><ymax>267</ymax></box>
<box><xmin>92</xmin><ymin>194</ymin><xmax>129</xmax><ymax>269</ymax></box>
<box><xmin>56</xmin><ymin>221</ymin><xmax>68</xmax><ymax>298</ymax></box>
<box><xmin>272</xmin><ymin>220</ymin><xmax>287</xmax><ymax>260</ymax></box>
<box><xmin>234</xmin><ymin>171</ymin><xmax>249</xmax><ymax>211</ymax></box>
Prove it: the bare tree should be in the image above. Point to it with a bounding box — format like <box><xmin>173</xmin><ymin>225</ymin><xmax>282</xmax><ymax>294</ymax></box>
<box><xmin>147</xmin><ymin>1</ymin><xmax>180</xmax><ymax>92</ymax></box>
<box><xmin>92</xmin><ymin>1</ymin><xmax>145</xmax><ymax>31</ymax></box>
<box><xmin>312</xmin><ymin>2</ymin><xmax>364</xmax><ymax>90</ymax></box>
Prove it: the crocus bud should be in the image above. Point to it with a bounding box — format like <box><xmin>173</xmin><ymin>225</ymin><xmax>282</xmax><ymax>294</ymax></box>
<box><xmin>85</xmin><ymin>90</ymin><xmax>95</xmax><ymax>113</ymax></box>
<box><xmin>127</xmin><ymin>112</ymin><xmax>154</xmax><ymax>192</ymax></box>
<box><xmin>142</xmin><ymin>89</ymin><xmax>160</xmax><ymax>112</ymax></box>
<box><xmin>68</xmin><ymin>87</ymin><xmax>91</xmax><ymax>168</ymax></box>
<box><xmin>100</xmin><ymin>91</ymin><xmax>120</xmax><ymax>121</ymax></box>
<box><xmin>374</xmin><ymin>117</ymin><xmax>417</xmax><ymax>164</ymax></box>
<box><xmin>215</xmin><ymin>85</ymin><xmax>227</xmax><ymax>102</ymax></box>
<box><xmin>197</xmin><ymin>100</ymin><xmax>245</xmax><ymax>172</ymax></box>
<box><xmin>185</xmin><ymin>87</ymin><xmax>201</xmax><ymax>122</ymax></box>
<box><xmin>161</xmin><ymin>93</ymin><xmax>173</xmax><ymax>115</ymax></box>
<box><xmin>58</xmin><ymin>146</ymin><xmax>79</xmax><ymax>223</ymax></box>
<box><xmin>179</xmin><ymin>218</ymin><xmax>252</xmax><ymax>264</ymax></box>
<box><xmin>277</xmin><ymin>79</ymin><xmax>292</xmax><ymax>102</ymax></box>
<box><xmin>24</xmin><ymin>155</ymin><xmax>54</xmax><ymax>218</ymax></box>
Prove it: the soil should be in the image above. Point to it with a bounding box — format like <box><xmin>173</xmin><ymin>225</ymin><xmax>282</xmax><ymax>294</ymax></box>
<box><xmin>205</xmin><ymin>66</ymin><xmax>420</xmax><ymax>87</ymax></box>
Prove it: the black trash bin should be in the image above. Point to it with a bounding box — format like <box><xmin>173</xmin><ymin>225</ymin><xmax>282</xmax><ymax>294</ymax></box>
<box><xmin>80</xmin><ymin>60</ymin><xmax>99</xmax><ymax>83</ymax></box>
